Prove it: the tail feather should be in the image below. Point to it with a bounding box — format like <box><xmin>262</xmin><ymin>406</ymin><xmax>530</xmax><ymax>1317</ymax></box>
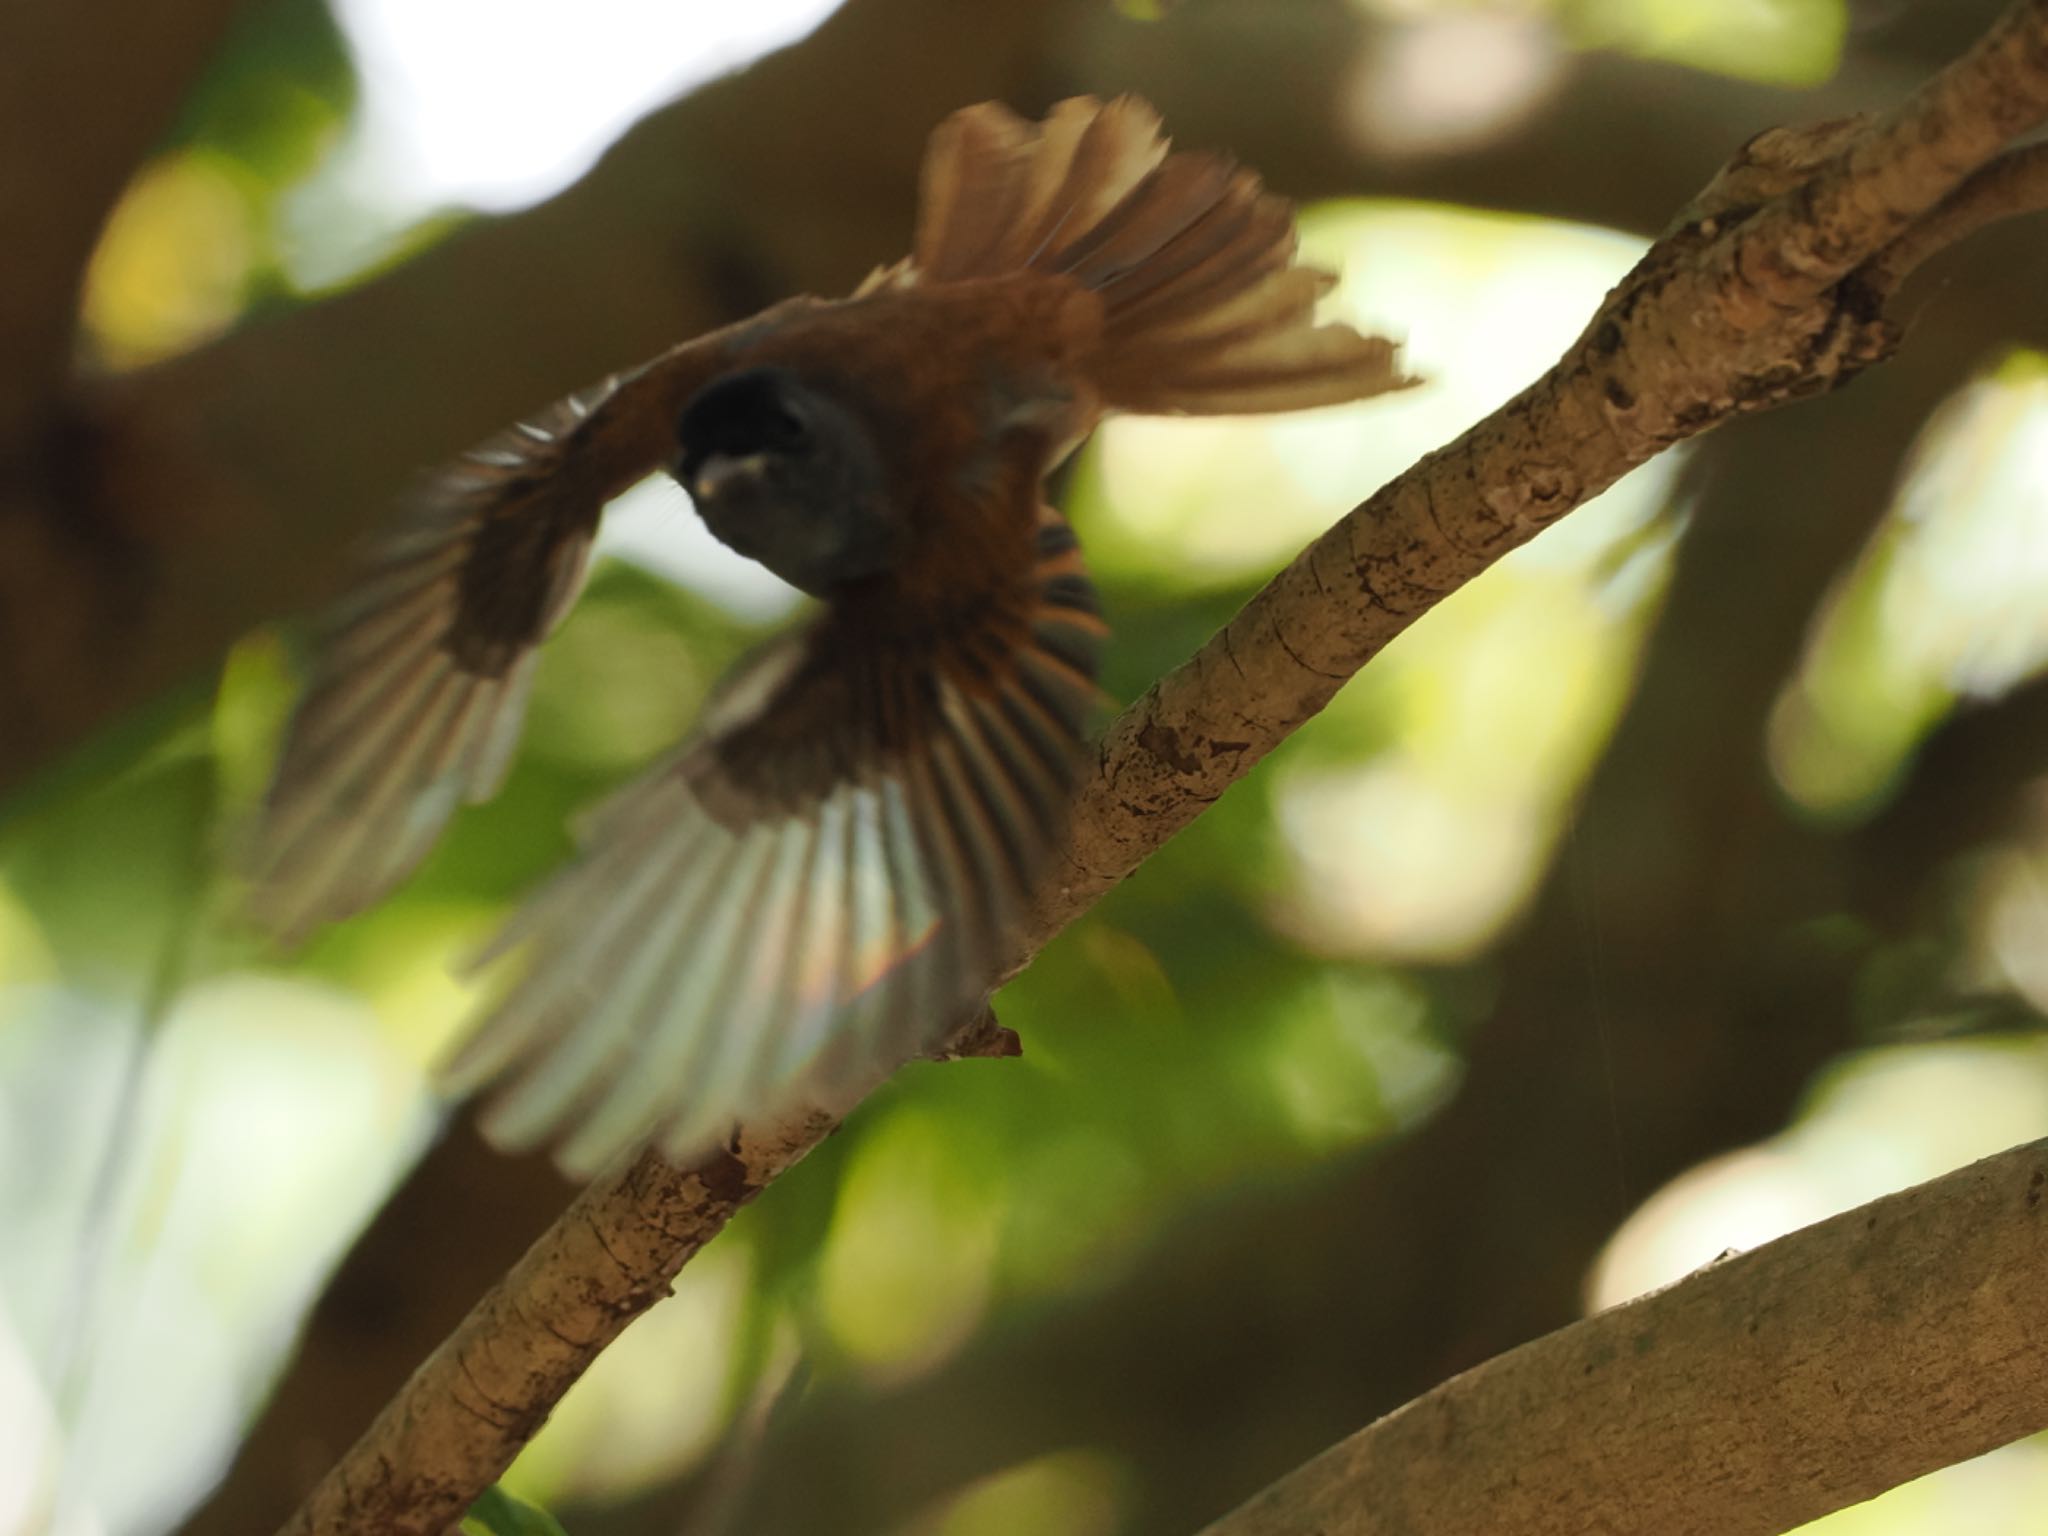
<box><xmin>1087</xmin><ymin>179</ymin><xmax>1283</xmax><ymax>317</ymax></box>
<box><xmin>1052</xmin><ymin>154</ymin><xmax>1240</xmax><ymax>291</ymax></box>
<box><xmin>915</xmin><ymin>94</ymin><xmax>1411</xmax><ymax>417</ymax></box>
<box><xmin>1127</xmin><ymin>265</ymin><xmax>1329</xmax><ymax>346</ymax></box>
<box><xmin>918</xmin><ymin>97</ymin><xmax>1170</xmax><ymax>281</ymax></box>
<box><xmin>915</xmin><ymin>105</ymin><xmax>1036</xmax><ymax>280</ymax></box>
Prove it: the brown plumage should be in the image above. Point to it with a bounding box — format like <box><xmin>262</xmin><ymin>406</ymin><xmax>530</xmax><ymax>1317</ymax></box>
<box><xmin>247</xmin><ymin>95</ymin><xmax>1410</xmax><ymax>1175</ymax></box>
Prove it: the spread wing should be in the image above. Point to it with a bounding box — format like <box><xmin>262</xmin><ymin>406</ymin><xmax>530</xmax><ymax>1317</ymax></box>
<box><xmin>245</xmin><ymin>330</ymin><xmax>751</xmax><ymax>944</ymax></box>
<box><xmin>442</xmin><ymin>506</ymin><xmax>1104</xmax><ymax>1176</ymax></box>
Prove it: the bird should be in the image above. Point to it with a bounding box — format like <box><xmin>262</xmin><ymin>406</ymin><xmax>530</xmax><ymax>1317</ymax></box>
<box><xmin>246</xmin><ymin>94</ymin><xmax>1410</xmax><ymax>1177</ymax></box>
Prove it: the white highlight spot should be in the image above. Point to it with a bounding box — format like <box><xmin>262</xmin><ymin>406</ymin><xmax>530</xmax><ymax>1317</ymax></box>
<box><xmin>327</xmin><ymin>0</ymin><xmax>844</xmax><ymax>210</ymax></box>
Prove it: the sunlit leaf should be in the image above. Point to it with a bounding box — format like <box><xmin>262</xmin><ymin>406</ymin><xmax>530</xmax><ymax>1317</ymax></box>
<box><xmin>922</xmin><ymin>1450</ymin><xmax>1129</xmax><ymax>1536</ymax></box>
<box><xmin>1773</xmin><ymin>349</ymin><xmax>2048</xmax><ymax>818</ymax></box>
<box><xmin>80</xmin><ymin>153</ymin><xmax>261</xmax><ymax>367</ymax></box>
<box><xmin>1562</xmin><ymin>0</ymin><xmax>1846</xmax><ymax>86</ymax></box>
<box><xmin>464</xmin><ymin>1483</ymin><xmax>570</xmax><ymax>1536</ymax></box>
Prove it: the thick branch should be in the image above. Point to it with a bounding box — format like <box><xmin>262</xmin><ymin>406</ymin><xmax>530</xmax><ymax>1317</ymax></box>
<box><xmin>1202</xmin><ymin>1139</ymin><xmax>2048</xmax><ymax>1536</ymax></box>
<box><xmin>1724</xmin><ymin>0</ymin><xmax>2048</xmax><ymax>313</ymax></box>
<box><xmin>272</xmin><ymin>4</ymin><xmax>2048</xmax><ymax>1532</ymax></box>
<box><xmin>273</xmin><ymin>1015</ymin><xmax>1016</xmax><ymax>1536</ymax></box>
<box><xmin>272</xmin><ymin>1113</ymin><xmax>830</xmax><ymax>1536</ymax></box>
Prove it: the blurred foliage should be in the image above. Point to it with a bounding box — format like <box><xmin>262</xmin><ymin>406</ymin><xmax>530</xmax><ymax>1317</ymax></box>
<box><xmin>914</xmin><ymin>1451</ymin><xmax>1129</xmax><ymax>1536</ymax></box>
<box><xmin>80</xmin><ymin>0</ymin><xmax>354</xmax><ymax>364</ymax></box>
<box><xmin>167</xmin><ymin>0</ymin><xmax>357</xmax><ymax>179</ymax></box>
<box><xmin>1773</xmin><ymin>348</ymin><xmax>2048</xmax><ymax>818</ymax></box>
<box><xmin>1349</xmin><ymin>0</ymin><xmax>1847</xmax><ymax>84</ymax></box>
<box><xmin>1560</xmin><ymin>0</ymin><xmax>1845</xmax><ymax>84</ymax></box>
<box><xmin>28</xmin><ymin>182</ymin><xmax>2048</xmax><ymax>1532</ymax></box>
<box><xmin>81</xmin><ymin>155</ymin><xmax>263</xmax><ymax>368</ymax></box>
<box><xmin>464</xmin><ymin>1485</ymin><xmax>570</xmax><ymax>1536</ymax></box>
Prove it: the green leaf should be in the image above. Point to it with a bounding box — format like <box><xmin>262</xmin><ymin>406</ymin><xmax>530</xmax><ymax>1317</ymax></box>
<box><xmin>462</xmin><ymin>1484</ymin><xmax>570</xmax><ymax>1536</ymax></box>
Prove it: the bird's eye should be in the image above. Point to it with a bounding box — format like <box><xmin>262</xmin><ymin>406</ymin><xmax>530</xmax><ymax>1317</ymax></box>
<box><xmin>675</xmin><ymin>367</ymin><xmax>826</xmax><ymax>477</ymax></box>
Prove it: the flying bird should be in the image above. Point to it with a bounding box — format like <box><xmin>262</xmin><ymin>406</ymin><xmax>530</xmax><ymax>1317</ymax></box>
<box><xmin>248</xmin><ymin>95</ymin><xmax>1409</xmax><ymax>1176</ymax></box>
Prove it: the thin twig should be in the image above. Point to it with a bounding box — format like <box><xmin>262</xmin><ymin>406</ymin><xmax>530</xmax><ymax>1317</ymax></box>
<box><xmin>1866</xmin><ymin>139</ymin><xmax>2048</xmax><ymax>286</ymax></box>
<box><xmin>1201</xmin><ymin>1140</ymin><xmax>2048</xmax><ymax>1536</ymax></box>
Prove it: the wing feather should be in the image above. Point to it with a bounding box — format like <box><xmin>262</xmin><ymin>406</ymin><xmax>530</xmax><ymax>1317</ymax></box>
<box><xmin>447</xmin><ymin>507</ymin><xmax>1104</xmax><ymax>1175</ymax></box>
<box><xmin>245</xmin><ymin>323</ymin><xmax>755</xmax><ymax>943</ymax></box>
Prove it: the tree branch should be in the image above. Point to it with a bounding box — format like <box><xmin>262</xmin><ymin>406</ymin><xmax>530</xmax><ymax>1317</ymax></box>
<box><xmin>1033</xmin><ymin>7</ymin><xmax>2048</xmax><ymax>944</ymax></box>
<box><xmin>1202</xmin><ymin>1140</ymin><xmax>2048</xmax><ymax>1536</ymax></box>
<box><xmin>181</xmin><ymin>17</ymin><xmax>2012</xmax><ymax>1526</ymax></box>
<box><xmin>704</xmin><ymin>350</ymin><xmax>2009</xmax><ymax>1536</ymax></box>
<box><xmin>266</xmin><ymin>4</ymin><xmax>2048</xmax><ymax>1532</ymax></box>
<box><xmin>1868</xmin><ymin>140</ymin><xmax>2048</xmax><ymax>285</ymax></box>
<box><xmin>273</xmin><ymin>1114</ymin><xmax>828</xmax><ymax>1536</ymax></box>
<box><xmin>275</xmin><ymin>1023</ymin><xmax>1019</xmax><ymax>1536</ymax></box>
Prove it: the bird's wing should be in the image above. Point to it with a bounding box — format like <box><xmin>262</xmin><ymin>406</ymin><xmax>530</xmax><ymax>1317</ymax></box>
<box><xmin>443</xmin><ymin>505</ymin><xmax>1104</xmax><ymax>1176</ymax></box>
<box><xmin>246</xmin><ymin>326</ymin><xmax>756</xmax><ymax>944</ymax></box>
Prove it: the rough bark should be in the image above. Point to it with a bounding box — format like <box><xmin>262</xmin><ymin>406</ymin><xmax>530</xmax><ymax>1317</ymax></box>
<box><xmin>272</xmin><ymin>1116</ymin><xmax>832</xmax><ymax>1536</ymax></box>
<box><xmin>1203</xmin><ymin>1139</ymin><xmax>2048</xmax><ymax>1536</ymax></box>
<box><xmin>1</xmin><ymin>0</ymin><xmax>2031</xmax><ymax>1531</ymax></box>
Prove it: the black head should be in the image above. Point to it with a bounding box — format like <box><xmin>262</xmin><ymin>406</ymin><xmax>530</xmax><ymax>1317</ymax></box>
<box><xmin>672</xmin><ymin>368</ymin><xmax>900</xmax><ymax>595</ymax></box>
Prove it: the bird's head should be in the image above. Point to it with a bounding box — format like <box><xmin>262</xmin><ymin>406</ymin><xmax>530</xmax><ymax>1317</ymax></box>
<box><xmin>673</xmin><ymin>368</ymin><xmax>900</xmax><ymax>595</ymax></box>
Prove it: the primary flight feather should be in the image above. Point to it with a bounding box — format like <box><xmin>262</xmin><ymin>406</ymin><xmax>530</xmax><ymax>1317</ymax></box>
<box><xmin>248</xmin><ymin>95</ymin><xmax>1410</xmax><ymax>1176</ymax></box>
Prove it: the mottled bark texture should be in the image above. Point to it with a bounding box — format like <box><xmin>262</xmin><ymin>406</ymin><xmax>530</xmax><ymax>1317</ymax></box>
<box><xmin>1202</xmin><ymin>1140</ymin><xmax>2048</xmax><ymax>1536</ymax></box>
<box><xmin>265</xmin><ymin>3</ymin><xmax>2048</xmax><ymax>1533</ymax></box>
<box><xmin>272</xmin><ymin>1114</ymin><xmax>830</xmax><ymax>1536</ymax></box>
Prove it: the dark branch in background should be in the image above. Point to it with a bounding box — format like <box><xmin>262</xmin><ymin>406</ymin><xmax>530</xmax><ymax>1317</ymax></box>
<box><xmin>0</xmin><ymin>0</ymin><xmax>1102</xmax><ymax>790</ymax></box>
<box><xmin>0</xmin><ymin>0</ymin><xmax>255</xmax><ymax>761</ymax></box>
<box><xmin>1856</xmin><ymin>672</ymin><xmax>2048</xmax><ymax>930</ymax></box>
<box><xmin>266</xmin><ymin>4</ymin><xmax>2048</xmax><ymax>1532</ymax></box>
<box><xmin>0</xmin><ymin>0</ymin><xmax>1993</xmax><ymax>795</ymax></box>
<box><xmin>1201</xmin><ymin>1141</ymin><xmax>2048</xmax><ymax>1536</ymax></box>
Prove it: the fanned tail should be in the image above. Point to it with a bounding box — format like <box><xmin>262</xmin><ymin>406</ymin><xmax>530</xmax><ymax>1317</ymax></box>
<box><xmin>914</xmin><ymin>95</ymin><xmax>1411</xmax><ymax>416</ymax></box>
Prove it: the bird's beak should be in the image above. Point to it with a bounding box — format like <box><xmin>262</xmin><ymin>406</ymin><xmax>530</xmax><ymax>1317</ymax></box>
<box><xmin>691</xmin><ymin>452</ymin><xmax>770</xmax><ymax>502</ymax></box>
